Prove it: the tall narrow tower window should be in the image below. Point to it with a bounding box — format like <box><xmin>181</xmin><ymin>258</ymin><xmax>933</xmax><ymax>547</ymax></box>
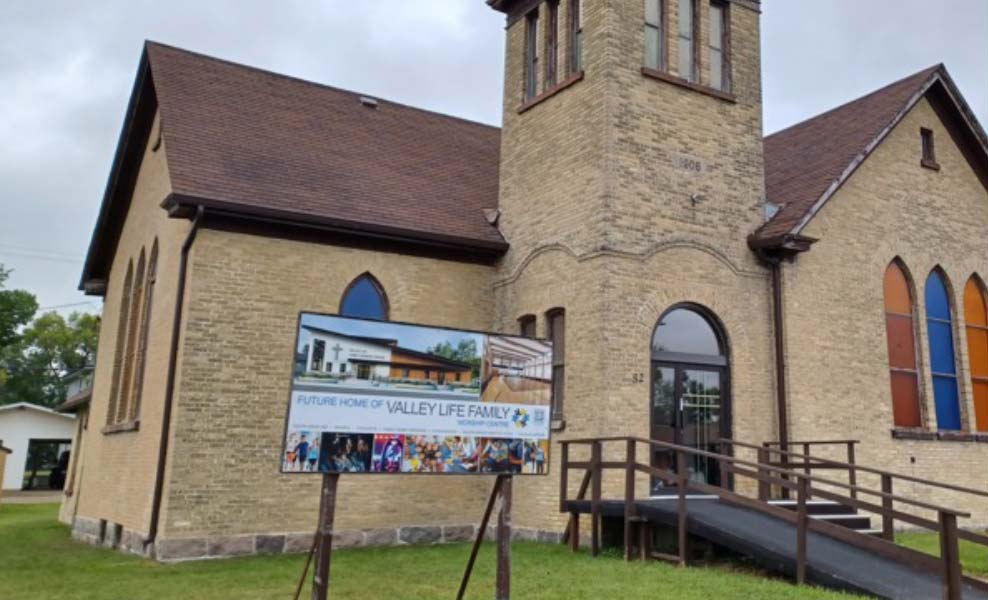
<box><xmin>525</xmin><ymin>9</ymin><xmax>540</xmax><ymax>100</ymax></box>
<box><xmin>569</xmin><ymin>0</ymin><xmax>582</xmax><ymax>74</ymax></box>
<box><xmin>677</xmin><ymin>0</ymin><xmax>697</xmax><ymax>82</ymax></box>
<box><xmin>709</xmin><ymin>1</ymin><xmax>729</xmax><ymax>91</ymax></box>
<box><xmin>644</xmin><ymin>0</ymin><xmax>666</xmax><ymax>71</ymax></box>
<box><xmin>545</xmin><ymin>1</ymin><xmax>559</xmax><ymax>88</ymax></box>
<box><xmin>546</xmin><ymin>308</ymin><xmax>566</xmax><ymax>418</ymax></box>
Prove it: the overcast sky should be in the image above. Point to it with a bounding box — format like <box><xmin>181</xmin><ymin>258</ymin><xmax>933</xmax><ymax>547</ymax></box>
<box><xmin>1</xmin><ymin>0</ymin><xmax>985</xmax><ymax>316</ymax></box>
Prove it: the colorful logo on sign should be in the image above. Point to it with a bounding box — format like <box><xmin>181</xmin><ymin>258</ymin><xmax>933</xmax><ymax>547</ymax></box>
<box><xmin>512</xmin><ymin>408</ymin><xmax>530</xmax><ymax>429</ymax></box>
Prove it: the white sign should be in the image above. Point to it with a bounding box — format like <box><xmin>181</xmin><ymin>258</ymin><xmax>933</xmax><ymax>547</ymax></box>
<box><xmin>282</xmin><ymin>313</ymin><xmax>553</xmax><ymax>476</ymax></box>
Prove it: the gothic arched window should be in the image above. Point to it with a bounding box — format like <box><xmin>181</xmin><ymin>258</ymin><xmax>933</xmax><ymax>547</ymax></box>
<box><xmin>883</xmin><ymin>260</ymin><xmax>922</xmax><ymax>428</ymax></box>
<box><xmin>925</xmin><ymin>268</ymin><xmax>961</xmax><ymax>430</ymax></box>
<box><xmin>339</xmin><ymin>274</ymin><xmax>389</xmax><ymax>320</ymax></box>
<box><xmin>964</xmin><ymin>275</ymin><xmax>988</xmax><ymax>432</ymax></box>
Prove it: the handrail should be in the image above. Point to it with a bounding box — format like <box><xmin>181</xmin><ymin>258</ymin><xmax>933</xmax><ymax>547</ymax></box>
<box><xmin>725</xmin><ymin>439</ymin><xmax>988</xmax><ymax>499</ymax></box>
<box><xmin>764</xmin><ymin>439</ymin><xmax>860</xmax><ymax>446</ymax></box>
<box><xmin>559</xmin><ymin>436</ymin><xmax>974</xmax><ymax>599</ymax></box>
<box><xmin>561</xmin><ymin>437</ymin><xmax>970</xmax><ymax>517</ymax></box>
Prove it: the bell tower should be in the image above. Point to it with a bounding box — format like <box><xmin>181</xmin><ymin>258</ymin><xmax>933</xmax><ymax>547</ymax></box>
<box><xmin>488</xmin><ymin>0</ymin><xmax>776</xmax><ymax>534</ymax></box>
<box><xmin>490</xmin><ymin>0</ymin><xmax>767</xmax><ymax>269</ymax></box>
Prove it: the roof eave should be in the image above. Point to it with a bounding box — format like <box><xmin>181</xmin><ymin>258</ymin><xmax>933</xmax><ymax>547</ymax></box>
<box><xmin>57</xmin><ymin>390</ymin><xmax>93</xmax><ymax>414</ymax></box>
<box><xmin>748</xmin><ymin>232</ymin><xmax>817</xmax><ymax>256</ymax></box>
<box><xmin>79</xmin><ymin>44</ymin><xmax>157</xmax><ymax>296</ymax></box>
<box><xmin>162</xmin><ymin>193</ymin><xmax>509</xmax><ymax>259</ymax></box>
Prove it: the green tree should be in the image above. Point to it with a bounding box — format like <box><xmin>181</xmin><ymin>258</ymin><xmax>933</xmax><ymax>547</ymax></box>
<box><xmin>428</xmin><ymin>337</ymin><xmax>481</xmax><ymax>379</ymax></box>
<box><xmin>0</xmin><ymin>265</ymin><xmax>38</xmax><ymax>349</ymax></box>
<box><xmin>0</xmin><ymin>311</ymin><xmax>99</xmax><ymax>408</ymax></box>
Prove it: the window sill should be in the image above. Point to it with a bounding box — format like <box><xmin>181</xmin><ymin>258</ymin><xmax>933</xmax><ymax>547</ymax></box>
<box><xmin>891</xmin><ymin>428</ymin><xmax>988</xmax><ymax>443</ymax></box>
<box><xmin>517</xmin><ymin>71</ymin><xmax>584</xmax><ymax>114</ymax></box>
<box><xmin>641</xmin><ymin>67</ymin><xmax>737</xmax><ymax>103</ymax></box>
<box><xmin>102</xmin><ymin>419</ymin><xmax>140</xmax><ymax>435</ymax></box>
<box><xmin>921</xmin><ymin>159</ymin><xmax>941</xmax><ymax>171</ymax></box>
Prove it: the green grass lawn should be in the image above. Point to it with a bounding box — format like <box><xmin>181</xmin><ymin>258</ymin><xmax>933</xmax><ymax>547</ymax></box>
<box><xmin>897</xmin><ymin>530</ymin><xmax>988</xmax><ymax>578</ymax></box>
<box><xmin>0</xmin><ymin>503</ymin><xmax>864</xmax><ymax>599</ymax></box>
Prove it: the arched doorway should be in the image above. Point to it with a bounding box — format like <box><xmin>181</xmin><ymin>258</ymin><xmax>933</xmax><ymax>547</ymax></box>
<box><xmin>650</xmin><ymin>305</ymin><xmax>730</xmax><ymax>494</ymax></box>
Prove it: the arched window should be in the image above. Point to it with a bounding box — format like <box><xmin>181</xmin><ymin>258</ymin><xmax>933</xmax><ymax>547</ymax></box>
<box><xmin>339</xmin><ymin>273</ymin><xmax>389</xmax><ymax>320</ymax></box>
<box><xmin>117</xmin><ymin>250</ymin><xmax>146</xmax><ymax>423</ymax></box>
<box><xmin>131</xmin><ymin>240</ymin><xmax>158</xmax><ymax>421</ymax></box>
<box><xmin>107</xmin><ymin>261</ymin><xmax>134</xmax><ymax>425</ymax></box>
<box><xmin>883</xmin><ymin>261</ymin><xmax>922</xmax><ymax>428</ymax></box>
<box><xmin>925</xmin><ymin>269</ymin><xmax>962</xmax><ymax>430</ymax></box>
<box><xmin>964</xmin><ymin>276</ymin><xmax>988</xmax><ymax>432</ymax></box>
<box><xmin>652</xmin><ymin>306</ymin><xmax>725</xmax><ymax>364</ymax></box>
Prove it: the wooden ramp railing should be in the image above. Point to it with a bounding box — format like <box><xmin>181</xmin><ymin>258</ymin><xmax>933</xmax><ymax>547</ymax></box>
<box><xmin>559</xmin><ymin>436</ymin><xmax>986</xmax><ymax>600</ymax></box>
<box><xmin>726</xmin><ymin>438</ymin><xmax>988</xmax><ymax>546</ymax></box>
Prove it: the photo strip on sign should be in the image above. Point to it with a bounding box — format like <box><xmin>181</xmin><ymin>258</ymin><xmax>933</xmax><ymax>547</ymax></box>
<box><xmin>281</xmin><ymin>312</ymin><xmax>553</xmax><ymax>476</ymax></box>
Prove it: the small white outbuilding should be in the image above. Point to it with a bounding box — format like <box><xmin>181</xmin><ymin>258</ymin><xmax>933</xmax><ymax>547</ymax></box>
<box><xmin>0</xmin><ymin>403</ymin><xmax>76</xmax><ymax>490</ymax></box>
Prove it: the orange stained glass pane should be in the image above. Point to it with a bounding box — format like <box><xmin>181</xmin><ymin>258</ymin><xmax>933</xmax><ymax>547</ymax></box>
<box><xmin>884</xmin><ymin>262</ymin><xmax>912</xmax><ymax>314</ymax></box>
<box><xmin>885</xmin><ymin>315</ymin><xmax>917</xmax><ymax>370</ymax></box>
<box><xmin>890</xmin><ymin>371</ymin><xmax>922</xmax><ymax>428</ymax></box>
<box><xmin>967</xmin><ymin>329</ymin><xmax>988</xmax><ymax>378</ymax></box>
<box><xmin>974</xmin><ymin>382</ymin><xmax>988</xmax><ymax>432</ymax></box>
<box><xmin>964</xmin><ymin>278</ymin><xmax>988</xmax><ymax>327</ymax></box>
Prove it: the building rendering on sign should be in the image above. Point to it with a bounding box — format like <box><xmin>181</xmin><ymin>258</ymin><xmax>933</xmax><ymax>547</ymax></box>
<box><xmin>67</xmin><ymin>0</ymin><xmax>987</xmax><ymax>560</ymax></box>
<box><xmin>301</xmin><ymin>325</ymin><xmax>474</xmax><ymax>385</ymax></box>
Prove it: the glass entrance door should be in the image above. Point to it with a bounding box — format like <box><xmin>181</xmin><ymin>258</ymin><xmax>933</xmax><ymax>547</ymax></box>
<box><xmin>649</xmin><ymin>305</ymin><xmax>730</xmax><ymax>495</ymax></box>
<box><xmin>650</xmin><ymin>363</ymin><xmax>725</xmax><ymax>494</ymax></box>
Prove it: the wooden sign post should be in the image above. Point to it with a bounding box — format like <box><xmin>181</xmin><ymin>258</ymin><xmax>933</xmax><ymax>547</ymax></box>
<box><xmin>311</xmin><ymin>473</ymin><xmax>340</xmax><ymax>600</ymax></box>
<box><xmin>457</xmin><ymin>474</ymin><xmax>513</xmax><ymax>600</ymax></box>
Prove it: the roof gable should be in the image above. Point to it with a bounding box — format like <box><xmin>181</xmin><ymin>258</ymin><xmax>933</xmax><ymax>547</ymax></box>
<box><xmin>756</xmin><ymin>65</ymin><xmax>988</xmax><ymax>243</ymax></box>
<box><xmin>81</xmin><ymin>42</ymin><xmax>506</xmax><ymax>292</ymax></box>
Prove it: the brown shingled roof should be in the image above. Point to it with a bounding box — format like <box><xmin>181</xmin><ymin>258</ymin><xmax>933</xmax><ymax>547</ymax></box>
<box><xmin>757</xmin><ymin>66</ymin><xmax>942</xmax><ymax>241</ymax></box>
<box><xmin>148</xmin><ymin>42</ymin><xmax>505</xmax><ymax>249</ymax></box>
<box><xmin>81</xmin><ymin>42</ymin><xmax>506</xmax><ymax>291</ymax></box>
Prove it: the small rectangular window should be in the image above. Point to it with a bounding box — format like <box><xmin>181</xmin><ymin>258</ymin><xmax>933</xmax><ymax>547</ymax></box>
<box><xmin>340</xmin><ymin>363</ymin><xmax>347</xmax><ymax>374</ymax></box>
<box><xmin>709</xmin><ymin>2</ymin><xmax>729</xmax><ymax>91</ymax></box>
<box><xmin>569</xmin><ymin>0</ymin><xmax>582</xmax><ymax>74</ymax></box>
<box><xmin>921</xmin><ymin>127</ymin><xmax>939</xmax><ymax>168</ymax></box>
<box><xmin>644</xmin><ymin>0</ymin><xmax>665</xmax><ymax>71</ymax></box>
<box><xmin>677</xmin><ymin>0</ymin><xmax>696</xmax><ymax>82</ymax></box>
<box><xmin>546</xmin><ymin>1</ymin><xmax>560</xmax><ymax>88</ymax></box>
<box><xmin>525</xmin><ymin>9</ymin><xmax>540</xmax><ymax>100</ymax></box>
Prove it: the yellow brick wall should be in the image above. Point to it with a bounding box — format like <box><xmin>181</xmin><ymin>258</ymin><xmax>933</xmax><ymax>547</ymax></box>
<box><xmin>73</xmin><ymin>112</ymin><xmax>192</xmax><ymax>535</ymax></box>
<box><xmin>159</xmin><ymin>230</ymin><xmax>499</xmax><ymax>539</ymax></box>
<box><xmin>495</xmin><ymin>0</ymin><xmax>776</xmax><ymax>532</ymax></box>
<box><xmin>785</xmin><ymin>96</ymin><xmax>988</xmax><ymax>526</ymax></box>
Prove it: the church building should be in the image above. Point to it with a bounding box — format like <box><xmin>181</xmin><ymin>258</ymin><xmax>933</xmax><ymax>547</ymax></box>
<box><xmin>63</xmin><ymin>0</ymin><xmax>988</xmax><ymax>560</ymax></box>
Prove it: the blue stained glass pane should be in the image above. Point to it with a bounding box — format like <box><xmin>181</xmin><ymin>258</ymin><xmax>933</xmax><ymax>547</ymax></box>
<box><xmin>932</xmin><ymin>375</ymin><xmax>962</xmax><ymax>430</ymax></box>
<box><xmin>340</xmin><ymin>277</ymin><xmax>387</xmax><ymax>320</ymax></box>
<box><xmin>927</xmin><ymin>321</ymin><xmax>957</xmax><ymax>374</ymax></box>
<box><xmin>925</xmin><ymin>272</ymin><xmax>952</xmax><ymax>320</ymax></box>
